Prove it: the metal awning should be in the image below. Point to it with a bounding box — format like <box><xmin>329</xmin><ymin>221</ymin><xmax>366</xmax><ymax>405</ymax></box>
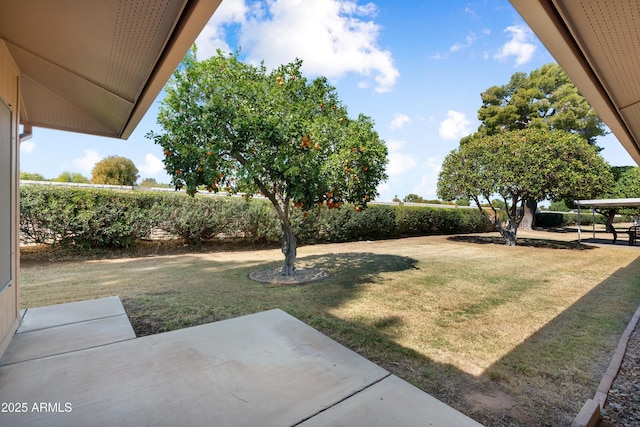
<box><xmin>575</xmin><ymin>198</ymin><xmax>640</xmax><ymax>208</ymax></box>
<box><xmin>573</xmin><ymin>198</ymin><xmax>640</xmax><ymax>243</ymax></box>
<box><xmin>0</xmin><ymin>0</ymin><xmax>221</xmax><ymax>139</ymax></box>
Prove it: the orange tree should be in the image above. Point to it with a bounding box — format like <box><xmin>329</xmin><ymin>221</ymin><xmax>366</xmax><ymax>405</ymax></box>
<box><xmin>147</xmin><ymin>50</ymin><xmax>388</xmax><ymax>276</ymax></box>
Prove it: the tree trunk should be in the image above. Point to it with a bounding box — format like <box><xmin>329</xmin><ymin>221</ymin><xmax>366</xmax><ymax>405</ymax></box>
<box><xmin>519</xmin><ymin>199</ymin><xmax>537</xmax><ymax>231</ymax></box>
<box><xmin>604</xmin><ymin>210</ymin><xmax>618</xmax><ymax>244</ymax></box>
<box><xmin>280</xmin><ymin>220</ymin><xmax>297</xmax><ymax>276</ymax></box>
<box><xmin>498</xmin><ymin>219</ymin><xmax>518</xmax><ymax>246</ymax></box>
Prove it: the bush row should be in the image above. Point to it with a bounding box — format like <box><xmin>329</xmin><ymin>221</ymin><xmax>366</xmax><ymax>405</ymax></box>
<box><xmin>535</xmin><ymin>211</ymin><xmax>627</xmax><ymax>228</ymax></box>
<box><xmin>19</xmin><ymin>186</ymin><xmax>490</xmax><ymax>249</ymax></box>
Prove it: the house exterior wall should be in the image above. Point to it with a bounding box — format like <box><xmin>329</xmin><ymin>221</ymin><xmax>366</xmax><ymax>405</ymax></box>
<box><xmin>0</xmin><ymin>40</ymin><xmax>21</xmax><ymax>358</ymax></box>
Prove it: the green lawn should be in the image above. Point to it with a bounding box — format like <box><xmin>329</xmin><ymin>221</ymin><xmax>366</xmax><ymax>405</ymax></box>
<box><xmin>19</xmin><ymin>231</ymin><xmax>640</xmax><ymax>426</ymax></box>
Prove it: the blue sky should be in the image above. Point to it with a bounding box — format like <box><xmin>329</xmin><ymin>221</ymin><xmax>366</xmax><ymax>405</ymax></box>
<box><xmin>19</xmin><ymin>0</ymin><xmax>635</xmax><ymax>202</ymax></box>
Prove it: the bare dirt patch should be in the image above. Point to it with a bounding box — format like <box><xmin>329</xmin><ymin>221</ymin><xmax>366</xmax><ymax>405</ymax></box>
<box><xmin>249</xmin><ymin>267</ymin><xmax>328</xmax><ymax>285</ymax></box>
<box><xmin>462</xmin><ymin>387</ymin><xmax>532</xmax><ymax>425</ymax></box>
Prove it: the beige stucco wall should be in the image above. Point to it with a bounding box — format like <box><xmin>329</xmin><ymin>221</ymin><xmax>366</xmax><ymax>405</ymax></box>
<box><xmin>0</xmin><ymin>40</ymin><xmax>21</xmax><ymax>358</ymax></box>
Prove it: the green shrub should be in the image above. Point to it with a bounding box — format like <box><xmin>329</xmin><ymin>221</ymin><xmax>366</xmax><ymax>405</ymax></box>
<box><xmin>238</xmin><ymin>199</ymin><xmax>281</xmax><ymax>243</ymax></box>
<box><xmin>534</xmin><ymin>212</ymin><xmax>565</xmax><ymax>228</ymax></box>
<box><xmin>396</xmin><ymin>206</ymin><xmax>488</xmax><ymax>236</ymax></box>
<box><xmin>535</xmin><ymin>211</ymin><xmax>609</xmax><ymax>227</ymax></box>
<box><xmin>20</xmin><ymin>185</ymin><xmax>491</xmax><ymax>250</ymax></box>
<box><xmin>153</xmin><ymin>194</ymin><xmax>245</xmax><ymax>245</ymax></box>
<box><xmin>19</xmin><ymin>186</ymin><xmax>154</xmax><ymax>248</ymax></box>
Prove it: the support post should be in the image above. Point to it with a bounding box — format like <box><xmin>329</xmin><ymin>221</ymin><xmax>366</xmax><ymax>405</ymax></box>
<box><xmin>577</xmin><ymin>203</ymin><xmax>581</xmax><ymax>244</ymax></box>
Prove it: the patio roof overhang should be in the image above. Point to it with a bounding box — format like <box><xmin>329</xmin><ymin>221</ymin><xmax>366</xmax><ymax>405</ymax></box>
<box><xmin>509</xmin><ymin>0</ymin><xmax>640</xmax><ymax>166</ymax></box>
<box><xmin>0</xmin><ymin>0</ymin><xmax>221</xmax><ymax>139</ymax></box>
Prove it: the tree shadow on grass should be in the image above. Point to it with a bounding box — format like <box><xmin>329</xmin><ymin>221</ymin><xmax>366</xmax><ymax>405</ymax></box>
<box><xmin>121</xmin><ymin>252</ymin><xmax>420</xmax><ymax>335</ymax></box>
<box><xmin>292</xmin><ymin>252</ymin><xmax>420</xmax><ymax>288</ymax></box>
<box><xmin>448</xmin><ymin>235</ymin><xmax>596</xmax><ymax>250</ymax></box>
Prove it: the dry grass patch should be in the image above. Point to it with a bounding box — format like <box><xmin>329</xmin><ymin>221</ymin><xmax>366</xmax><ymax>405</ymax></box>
<box><xmin>20</xmin><ymin>231</ymin><xmax>640</xmax><ymax>426</ymax></box>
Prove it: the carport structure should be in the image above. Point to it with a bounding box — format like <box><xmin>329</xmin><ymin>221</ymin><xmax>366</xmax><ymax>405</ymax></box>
<box><xmin>574</xmin><ymin>198</ymin><xmax>640</xmax><ymax>243</ymax></box>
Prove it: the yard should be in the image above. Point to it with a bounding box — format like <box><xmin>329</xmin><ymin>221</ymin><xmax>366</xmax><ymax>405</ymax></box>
<box><xmin>19</xmin><ymin>230</ymin><xmax>640</xmax><ymax>426</ymax></box>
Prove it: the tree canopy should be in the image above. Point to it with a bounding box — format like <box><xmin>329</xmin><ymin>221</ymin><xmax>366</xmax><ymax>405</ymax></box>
<box><xmin>475</xmin><ymin>63</ymin><xmax>607</xmax><ymax>230</ymax></box>
<box><xmin>53</xmin><ymin>171</ymin><xmax>90</xmax><ymax>183</ymax></box>
<box><xmin>20</xmin><ymin>172</ymin><xmax>46</xmax><ymax>181</ymax></box>
<box><xmin>478</xmin><ymin>63</ymin><xmax>606</xmax><ymax>144</ymax></box>
<box><xmin>148</xmin><ymin>50</ymin><xmax>388</xmax><ymax>275</ymax></box>
<box><xmin>437</xmin><ymin>128</ymin><xmax>612</xmax><ymax>245</ymax></box>
<box><xmin>91</xmin><ymin>156</ymin><xmax>139</xmax><ymax>186</ymax></box>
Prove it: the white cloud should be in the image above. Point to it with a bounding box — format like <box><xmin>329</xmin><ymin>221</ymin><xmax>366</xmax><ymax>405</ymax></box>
<box><xmin>439</xmin><ymin>110</ymin><xmax>471</xmax><ymax>140</ymax></box>
<box><xmin>195</xmin><ymin>0</ymin><xmax>248</xmax><ymax>58</ymax></box>
<box><xmin>138</xmin><ymin>153</ymin><xmax>165</xmax><ymax>176</ymax></box>
<box><xmin>464</xmin><ymin>6</ymin><xmax>478</xmax><ymax>19</ymax></box>
<box><xmin>386</xmin><ymin>140</ymin><xmax>417</xmax><ymax>176</ymax></box>
<box><xmin>450</xmin><ymin>33</ymin><xmax>476</xmax><ymax>53</ymax></box>
<box><xmin>390</xmin><ymin>113</ymin><xmax>411</xmax><ymax>130</ymax></box>
<box><xmin>20</xmin><ymin>140</ymin><xmax>35</xmax><ymax>154</ymax></box>
<box><xmin>225</xmin><ymin>0</ymin><xmax>399</xmax><ymax>93</ymax></box>
<box><xmin>72</xmin><ymin>149</ymin><xmax>102</xmax><ymax>173</ymax></box>
<box><xmin>412</xmin><ymin>157</ymin><xmax>443</xmax><ymax>199</ymax></box>
<box><xmin>494</xmin><ymin>25</ymin><xmax>536</xmax><ymax>66</ymax></box>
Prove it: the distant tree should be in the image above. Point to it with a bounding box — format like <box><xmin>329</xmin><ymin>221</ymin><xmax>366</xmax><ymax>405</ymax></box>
<box><xmin>476</xmin><ymin>63</ymin><xmax>607</xmax><ymax>230</ymax></box>
<box><xmin>20</xmin><ymin>172</ymin><xmax>46</xmax><ymax>181</ymax></box>
<box><xmin>548</xmin><ymin>200</ymin><xmax>571</xmax><ymax>212</ymax></box>
<box><xmin>139</xmin><ymin>178</ymin><xmax>158</xmax><ymax>187</ymax></box>
<box><xmin>403</xmin><ymin>193</ymin><xmax>427</xmax><ymax>203</ymax></box>
<box><xmin>455</xmin><ymin>197</ymin><xmax>470</xmax><ymax>206</ymax></box>
<box><xmin>53</xmin><ymin>171</ymin><xmax>90</xmax><ymax>183</ymax></box>
<box><xmin>91</xmin><ymin>156</ymin><xmax>139</xmax><ymax>186</ymax></box>
<box><xmin>490</xmin><ymin>199</ymin><xmax>506</xmax><ymax>210</ymax></box>
<box><xmin>148</xmin><ymin>50</ymin><xmax>388</xmax><ymax>276</ymax></box>
<box><xmin>438</xmin><ymin>128</ymin><xmax>612</xmax><ymax>246</ymax></box>
<box><xmin>392</xmin><ymin>195</ymin><xmax>402</xmax><ymax>203</ymax></box>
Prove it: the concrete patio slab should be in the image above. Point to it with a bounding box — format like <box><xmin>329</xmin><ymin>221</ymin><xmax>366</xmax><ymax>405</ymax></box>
<box><xmin>0</xmin><ymin>306</ymin><xmax>481</xmax><ymax>427</ymax></box>
<box><xmin>0</xmin><ymin>315</ymin><xmax>135</xmax><ymax>366</ymax></box>
<box><xmin>16</xmin><ymin>296</ymin><xmax>127</xmax><ymax>333</ymax></box>
<box><xmin>298</xmin><ymin>374</ymin><xmax>482</xmax><ymax>427</ymax></box>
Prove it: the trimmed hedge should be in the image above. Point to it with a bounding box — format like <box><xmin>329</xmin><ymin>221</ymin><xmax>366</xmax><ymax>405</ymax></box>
<box><xmin>19</xmin><ymin>185</ymin><xmax>489</xmax><ymax>249</ymax></box>
<box><xmin>535</xmin><ymin>211</ymin><xmax>626</xmax><ymax>228</ymax></box>
<box><xmin>20</xmin><ymin>186</ymin><xmax>156</xmax><ymax>248</ymax></box>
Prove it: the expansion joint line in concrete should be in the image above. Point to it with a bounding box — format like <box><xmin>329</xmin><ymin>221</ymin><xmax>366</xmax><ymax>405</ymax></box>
<box><xmin>290</xmin><ymin>373</ymin><xmax>392</xmax><ymax>426</ymax></box>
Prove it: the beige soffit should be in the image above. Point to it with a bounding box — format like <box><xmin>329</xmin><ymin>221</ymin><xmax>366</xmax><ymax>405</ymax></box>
<box><xmin>0</xmin><ymin>0</ymin><xmax>221</xmax><ymax>139</ymax></box>
<box><xmin>509</xmin><ymin>0</ymin><xmax>640</xmax><ymax>165</ymax></box>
